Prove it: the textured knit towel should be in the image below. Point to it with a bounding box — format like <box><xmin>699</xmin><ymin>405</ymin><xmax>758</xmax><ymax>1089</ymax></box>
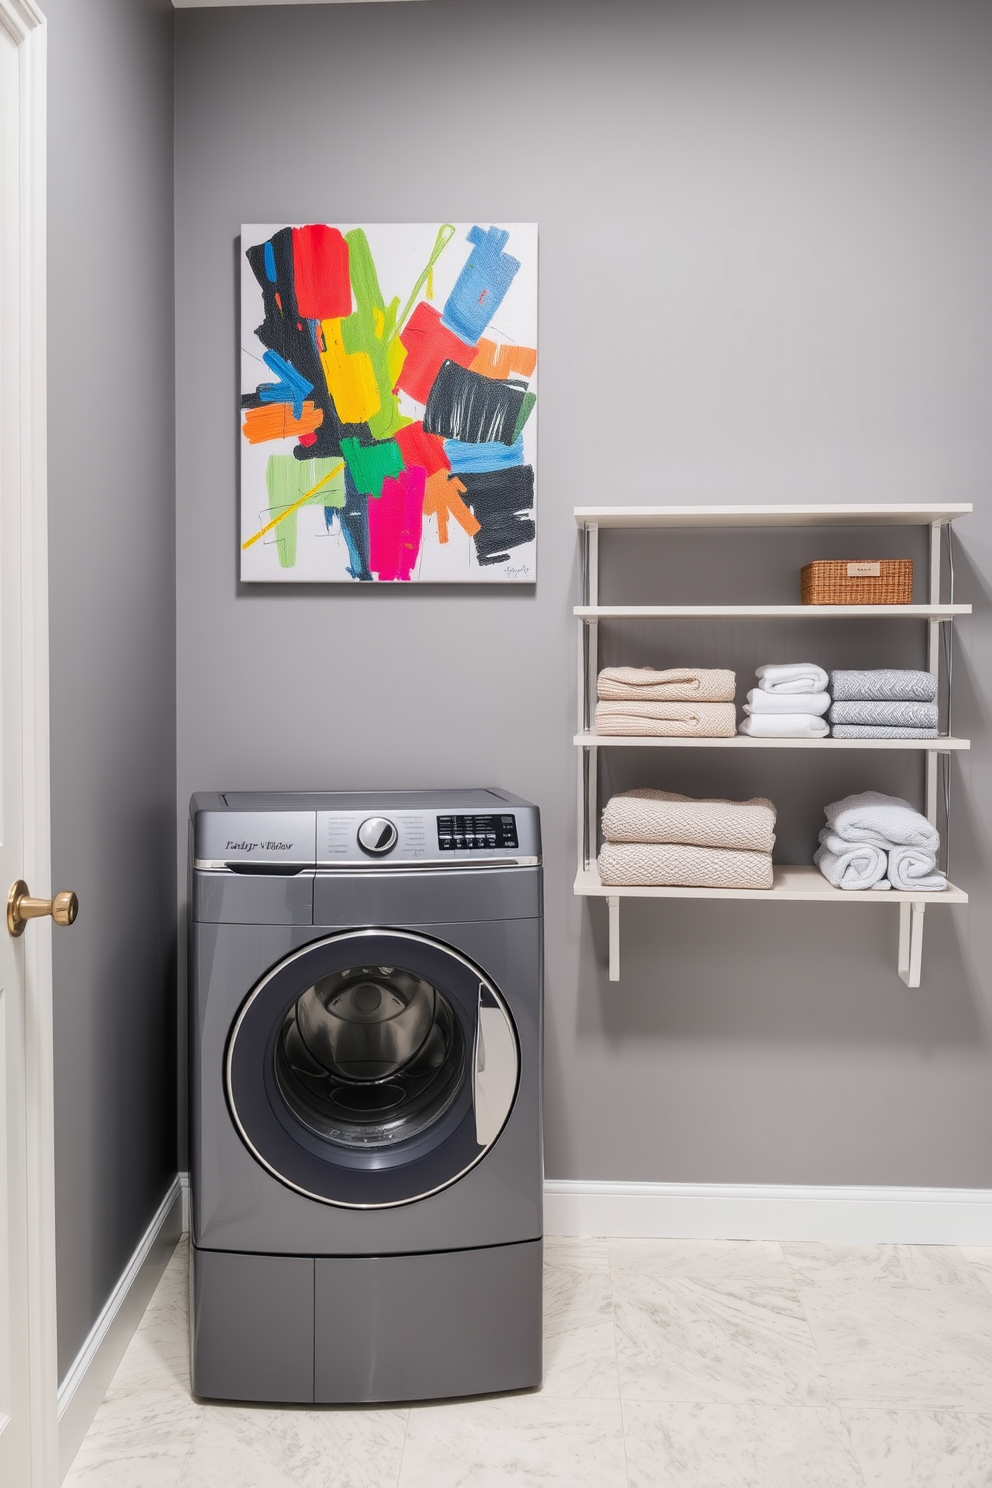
<box><xmin>814</xmin><ymin>837</ymin><xmax>890</xmax><ymax>890</ymax></box>
<box><xmin>597</xmin><ymin>666</ymin><xmax>736</xmax><ymax>703</ymax></box>
<box><xmin>601</xmin><ymin>789</ymin><xmax>777</xmax><ymax>853</ymax></box>
<box><xmin>738</xmin><ymin>713</ymin><xmax>830</xmax><ymax>738</ymax></box>
<box><xmin>598</xmin><ymin>841</ymin><xmax>774</xmax><ymax>889</ymax></box>
<box><xmin>830</xmin><ymin>725</ymin><xmax>939</xmax><ymax>739</ymax></box>
<box><xmin>886</xmin><ymin>845</ymin><xmax>947</xmax><ymax>892</ymax></box>
<box><xmin>745</xmin><ymin>688</ymin><xmax>830</xmax><ymax>716</ymax></box>
<box><xmin>594</xmin><ymin>701</ymin><xmax>737</xmax><ymax>737</ymax></box>
<box><xmin>830</xmin><ymin>669</ymin><xmax>937</xmax><ymax>703</ymax></box>
<box><xmin>755</xmin><ymin>663</ymin><xmax>829</xmax><ymax>694</ymax></box>
<box><xmin>824</xmin><ymin>791</ymin><xmax>939</xmax><ymax>853</ymax></box>
<box><xmin>829</xmin><ymin>700</ymin><xmax>938</xmax><ymax>729</ymax></box>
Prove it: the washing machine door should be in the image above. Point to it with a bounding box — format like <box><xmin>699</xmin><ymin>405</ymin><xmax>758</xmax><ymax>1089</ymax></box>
<box><xmin>226</xmin><ymin>928</ymin><xmax>519</xmax><ymax>1208</ymax></box>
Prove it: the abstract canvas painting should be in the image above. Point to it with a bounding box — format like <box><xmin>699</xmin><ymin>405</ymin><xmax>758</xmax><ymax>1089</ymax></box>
<box><xmin>240</xmin><ymin>222</ymin><xmax>538</xmax><ymax>583</ymax></box>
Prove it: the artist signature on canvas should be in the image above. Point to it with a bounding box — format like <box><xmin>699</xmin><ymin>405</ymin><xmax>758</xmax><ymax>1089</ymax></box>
<box><xmin>504</xmin><ymin>564</ymin><xmax>531</xmax><ymax>580</ymax></box>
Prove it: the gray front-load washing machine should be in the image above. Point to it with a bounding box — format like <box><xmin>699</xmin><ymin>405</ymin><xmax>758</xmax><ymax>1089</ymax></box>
<box><xmin>189</xmin><ymin>788</ymin><xmax>542</xmax><ymax>1404</ymax></box>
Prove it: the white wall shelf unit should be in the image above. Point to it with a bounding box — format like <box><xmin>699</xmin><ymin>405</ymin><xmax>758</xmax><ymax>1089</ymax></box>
<box><xmin>574</xmin><ymin>503</ymin><xmax>972</xmax><ymax>988</ymax></box>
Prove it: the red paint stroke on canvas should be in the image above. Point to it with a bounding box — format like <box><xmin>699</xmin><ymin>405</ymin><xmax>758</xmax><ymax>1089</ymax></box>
<box><xmin>394</xmin><ymin>421</ymin><xmax>450</xmax><ymax>476</ymax></box>
<box><xmin>292</xmin><ymin>225</ymin><xmax>351</xmax><ymax>320</ymax></box>
<box><xmin>369</xmin><ymin>467</ymin><xmax>426</xmax><ymax>581</ymax></box>
<box><xmin>395</xmin><ymin>302</ymin><xmax>475</xmax><ymax>405</ymax></box>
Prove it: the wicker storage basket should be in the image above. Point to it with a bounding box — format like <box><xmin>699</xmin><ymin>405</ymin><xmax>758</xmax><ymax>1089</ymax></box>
<box><xmin>801</xmin><ymin>559</ymin><xmax>913</xmax><ymax>606</ymax></box>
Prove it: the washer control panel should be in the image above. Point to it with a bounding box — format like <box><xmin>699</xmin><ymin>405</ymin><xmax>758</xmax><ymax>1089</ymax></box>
<box><xmin>437</xmin><ymin>814</ymin><xmax>518</xmax><ymax>852</ymax></box>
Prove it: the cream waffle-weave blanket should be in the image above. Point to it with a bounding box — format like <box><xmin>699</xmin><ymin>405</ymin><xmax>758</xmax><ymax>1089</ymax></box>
<box><xmin>598</xmin><ymin>841</ymin><xmax>773</xmax><ymax>889</ymax></box>
<box><xmin>597</xmin><ymin>667</ymin><xmax>736</xmax><ymax>702</ymax></box>
<box><xmin>594</xmin><ymin>701</ymin><xmax>736</xmax><ymax>737</ymax></box>
<box><xmin>601</xmin><ymin>789</ymin><xmax>776</xmax><ymax>853</ymax></box>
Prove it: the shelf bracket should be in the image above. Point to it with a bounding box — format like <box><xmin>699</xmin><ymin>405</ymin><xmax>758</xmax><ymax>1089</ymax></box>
<box><xmin>898</xmin><ymin>901</ymin><xmax>925</xmax><ymax>988</ymax></box>
<box><xmin>607</xmin><ymin>896</ymin><xmax>620</xmax><ymax>981</ymax></box>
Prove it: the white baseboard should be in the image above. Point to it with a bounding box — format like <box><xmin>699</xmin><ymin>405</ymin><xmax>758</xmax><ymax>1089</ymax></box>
<box><xmin>58</xmin><ymin>1177</ymin><xmax>183</xmax><ymax>1480</ymax></box>
<box><xmin>544</xmin><ymin>1180</ymin><xmax>992</xmax><ymax>1245</ymax></box>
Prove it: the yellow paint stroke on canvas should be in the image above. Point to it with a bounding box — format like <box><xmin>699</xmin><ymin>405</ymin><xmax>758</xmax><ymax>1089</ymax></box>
<box><xmin>319</xmin><ymin>318</ymin><xmax>381</xmax><ymax>424</ymax></box>
<box><xmin>242</xmin><ymin>461</ymin><xmax>345</xmax><ymax>551</ymax></box>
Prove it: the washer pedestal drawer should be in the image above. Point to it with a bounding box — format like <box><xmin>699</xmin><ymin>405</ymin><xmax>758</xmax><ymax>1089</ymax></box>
<box><xmin>190</xmin><ymin>1239</ymin><xmax>542</xmax><ymax>1405</ymax></box>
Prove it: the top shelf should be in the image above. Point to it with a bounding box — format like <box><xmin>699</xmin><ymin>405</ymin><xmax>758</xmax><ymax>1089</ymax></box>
<box><xmin>574</xmin><ymin>503</ymin><xmax>973</xmax><ymax>530</ymax></box>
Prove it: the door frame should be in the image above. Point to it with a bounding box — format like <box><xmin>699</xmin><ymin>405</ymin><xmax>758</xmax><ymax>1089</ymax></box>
<box><xmin>0</xmin><ymin>1</ymin><xmax>59</xmax><ymax>1483</ymax></box>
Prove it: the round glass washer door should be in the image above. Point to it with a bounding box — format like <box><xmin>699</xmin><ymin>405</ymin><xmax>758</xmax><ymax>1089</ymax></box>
<box><xmin>226</xmin><ymin>928</ymin><xmax>519</xmax><ymax>1208</ymax></box>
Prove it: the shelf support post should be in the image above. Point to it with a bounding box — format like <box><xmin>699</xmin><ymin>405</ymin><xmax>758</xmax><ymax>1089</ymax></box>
<box><xmin>898</xmin><ymin>901</ymin><xmax>925</xmax><ymax>988</ymax></box>
<box><xmin>607</xmin><ymin>896</ymin><xmax>620</xmax><ymax>981</ymax></box>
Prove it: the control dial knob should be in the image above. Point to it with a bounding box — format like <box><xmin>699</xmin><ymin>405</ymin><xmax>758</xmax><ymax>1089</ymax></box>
<box><xmin>357</xmin><ymin>816</ymin><xmax>398</xmax><ymax>856</ymax></box>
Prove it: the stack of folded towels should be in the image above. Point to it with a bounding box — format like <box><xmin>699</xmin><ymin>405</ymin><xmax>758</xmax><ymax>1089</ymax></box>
<box><xmin>595</xmin><ymin>667</ymin><xmax>736</xmax><ymax>738</ymax></box>
<box><xmin>814</xmin><ymin>791</ymin><xmax>947</xmax><ymax>891</ymax></box>
<box><xmin>738</xmin><ymin>663</ymin><xmax>830</xmax><ymax>738</ymax></box>
<box><xmin>828</xmin><ymin>670</ymin><xmax>938</xmax><ymax>739</ymax></box>
<box><xmin>598</xmin><ymin>788</ymin><xmax>776</xmax><ymax>889</ymax></box>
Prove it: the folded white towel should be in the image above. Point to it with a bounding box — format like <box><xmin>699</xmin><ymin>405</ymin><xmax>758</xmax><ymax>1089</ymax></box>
<box><xmin>824</xmin><ymin>791</ymin><xmax>938</xmax><ymax>853</ymax></box>
<box><xmin>814</xmin><ymin>839</ymin><xmax>890</xmax><ymax>890</ymax></box>
<box><xmin>739</xmin><ymin>713</ymin><xmax>830</xmax><ymax>738</ymax></box>
<box><xmin>745</xmin><ymin>689</ymin><xmax>830</xmax><ymax>716</ymax></box>
<box><xmin>755</xmin><ymin>663</ymin><xmax>829</xmax><ymax>694</ymax></box>
<box><xmin>886</xmin><ymin>845</ymin><xmax>947</xmax><ymax>892</ymax></box>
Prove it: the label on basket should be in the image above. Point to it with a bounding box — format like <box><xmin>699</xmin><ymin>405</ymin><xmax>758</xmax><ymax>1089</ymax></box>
<box><xmin>847</xmin><ymin>561</ymin><xmax>881</xmax><ymax>577</ymax></box>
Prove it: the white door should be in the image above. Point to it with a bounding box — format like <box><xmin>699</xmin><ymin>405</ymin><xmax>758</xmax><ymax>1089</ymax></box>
<box><xmin>0</xmin><ymin>3</ymin><xmax>59</xmax><ymax>1485</ymax></box>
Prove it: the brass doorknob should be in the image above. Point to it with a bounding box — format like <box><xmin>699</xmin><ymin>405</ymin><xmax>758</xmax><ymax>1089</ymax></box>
<box><xmin>7</xmin><ymin>880</ymin><xmax>79</xmax><ymax>938</ymax></box>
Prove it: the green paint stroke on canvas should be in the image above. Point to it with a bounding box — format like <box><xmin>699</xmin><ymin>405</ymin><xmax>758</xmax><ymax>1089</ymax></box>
<box><xmin>342</xmin><ymin>230</ymin><xmax>404</xmax><ymax>441</ymax></box>
<box><xmin>341</xmin><ymin>438</ymin><xmax>403</xmax><ymax>498</ymax></box>
<box><xmin>264</xmin><ymin>455</ymin><xmax>346</xmax><ymax>567</ymax></box>
<box><xmin>512</xmin><ymin>391</ymin><xmax>537</xmax><ymax>443</ymax></box>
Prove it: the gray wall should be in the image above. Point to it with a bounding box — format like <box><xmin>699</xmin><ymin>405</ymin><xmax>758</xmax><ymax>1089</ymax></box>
<box><xmin>47</xmin><ymin>0</ymin><xmax>177</xmax><ymax>1378</ymax></box>
<box><xmin>175</xmin><ymin>0</ymin><xmax>992</xmax><ymax>1185</ymax></box>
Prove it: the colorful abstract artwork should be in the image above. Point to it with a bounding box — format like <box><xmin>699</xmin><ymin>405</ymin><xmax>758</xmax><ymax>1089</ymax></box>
<box><xmin>240</xmin><ymin>222</ymin><xmax>538</xmax><ymax>583</ymax></box>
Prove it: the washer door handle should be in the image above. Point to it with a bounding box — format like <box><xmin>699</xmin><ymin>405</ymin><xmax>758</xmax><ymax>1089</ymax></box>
<box><xmin>473</xmin><ymin>982</ymin><xmax>518</xmax><ymax>1148</ymax></box>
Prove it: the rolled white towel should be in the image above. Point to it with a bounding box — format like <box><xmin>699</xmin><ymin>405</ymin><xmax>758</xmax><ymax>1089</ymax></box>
<box><xmin>745</xmin><ymin>688</ymin><xmax>830</xmax><ymax>716</ymax></box>
<box><xmin>814</xmin><ymin>838</ymin><xmax>890</xmax><ymax>890</ymax></box>
<box><xmin>886</xmin><ymin>845</ymin><xmax>947</xmax><ymax>892</ymax></box>
<box><xmin>755</xmin><ymin>662</ymin><xmax>829</xmax><ymax>694</ymax></box>
<box><xmin>739</xmin><ymin>713</ymin><xmax>830</xmax><ymax>738</ymax></box>
<box><xmin>825</xmin><ymin>791</ymin><xmax>938</xmax><ymax>853</ymax></box>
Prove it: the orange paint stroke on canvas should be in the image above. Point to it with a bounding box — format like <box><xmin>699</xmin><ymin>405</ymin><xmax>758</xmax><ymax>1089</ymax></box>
<box><xmin>423</xmin><ymin>469</ymin><xmax>480</xmax><ymax>546</ymax></box>
<box><xmin>242</xmin><ymin>401</ymin><xmax>325</xmax><ymax>445</ymax></box>
<box><xmin>470</xmin><ymin>339</ymin><xmax>537</xmax><ymax>381</ymax></box>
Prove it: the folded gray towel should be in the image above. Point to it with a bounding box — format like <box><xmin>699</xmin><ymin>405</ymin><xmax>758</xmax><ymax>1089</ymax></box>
<box><xmin>828</xmin><ymin>700</ymin><xmax>938</xmax><ymax>729</ymax></box>
<box><xmin>830</xmin><ymin>725</ymin><xmax>939</xmax><ymax>739</ymax></box>
<box><xmin>830</xmin><ymin>669</ymin><xmax>937</xmax><ymax>703</ymax></box>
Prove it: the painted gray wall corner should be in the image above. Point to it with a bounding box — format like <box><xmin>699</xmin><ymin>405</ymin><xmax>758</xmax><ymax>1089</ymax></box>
<box><xmin>46</xmin><ymin>0</ymin><xmax>178</xmax><ymax>1380</ymax></box>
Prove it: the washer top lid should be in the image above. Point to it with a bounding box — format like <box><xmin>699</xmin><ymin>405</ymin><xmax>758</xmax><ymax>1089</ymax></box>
<box><xmin>219</xmin><ymin>788</ymin><xmax>527</xmax><ymax>812</ymax></box>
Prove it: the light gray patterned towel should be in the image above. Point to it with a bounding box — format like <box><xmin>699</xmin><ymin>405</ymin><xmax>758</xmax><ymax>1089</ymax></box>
<box><xmin>601</xmin><ymin>789</ymin><xmax>776</xmax><ymax>852</ymax></box>
<box><xmin>828</xmin><ymin>701</ymin><xmax>938</xmax><ymax>729</ymax></box>
<box><xmin>830</xmin><ymin>725</ymin><xmax>939</xmax><ymax>739</ymax></box>
<box><xmin>597</xmin><ymin>667</ymin><xmax>736</xmax><ymax>702</ymax></box>
<box><xmin>830</xmin><ymin>669</ymin><xmax>937</xmax><ymax>703</ymax></box>
<box><xmin>598</xmin><ymin>841</ymin><xmax>773</xmax><ymax>889</ymax></box>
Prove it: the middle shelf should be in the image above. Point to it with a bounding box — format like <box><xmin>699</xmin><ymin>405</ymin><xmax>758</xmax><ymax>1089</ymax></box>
<box><xmin>575</xmin><ymin>604</ymin><xmax>971</xmax><ymax>620</ymax></box>
<box><xmin>574</xmin><ymin>731</ymin><xmax>970</xmax><ymax>752</ymax></box>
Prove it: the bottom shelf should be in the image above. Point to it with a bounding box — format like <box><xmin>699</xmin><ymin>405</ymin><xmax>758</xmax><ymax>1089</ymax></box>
<box><xmin>574</xmin><ymin>863</ymin><xmax>967</xmax><ymax>904</ymax></box>
<box><xmin>575</xmin><ymin>863</ymin><xmax>967</xmax><ymax>989</ymax></box>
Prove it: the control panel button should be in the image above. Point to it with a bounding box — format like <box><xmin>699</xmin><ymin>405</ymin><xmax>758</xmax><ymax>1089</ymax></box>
<box><xmin>436</xmin><ymin>814</ymin><xmax>518</xmax><ymax>851</ymax></box>
<box><xmin>357</xmin><ymin>817</ymin><xmax>398</xmax><ymax>856</ymax></box>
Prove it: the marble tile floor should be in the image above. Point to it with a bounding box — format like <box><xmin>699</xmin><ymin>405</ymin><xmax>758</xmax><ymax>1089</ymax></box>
<box><xmin>63</xmin><ymin>1234</ymin><xmax>992</xmax><ymax>1488</ymax></box>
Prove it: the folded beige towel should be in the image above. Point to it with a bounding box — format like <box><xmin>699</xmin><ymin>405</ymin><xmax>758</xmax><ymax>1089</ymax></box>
<box><xmin>598</xmin><ymin>841</ymin><xmax>774</xmax><ymax>889</ymax></box>
<box><xmin>597</xmin><ymin>666</ymin><xmax>736</xmax><ymax>703</ymax></box>
<box><xmin>594</xmin><ymin>701</ymin><xmax>737</xmax><ymax>737</ymax></box>
<box><xmin>601</xmin><ymin>789</ymin><xmax>776</xmax><ymax>853</ymax></box>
